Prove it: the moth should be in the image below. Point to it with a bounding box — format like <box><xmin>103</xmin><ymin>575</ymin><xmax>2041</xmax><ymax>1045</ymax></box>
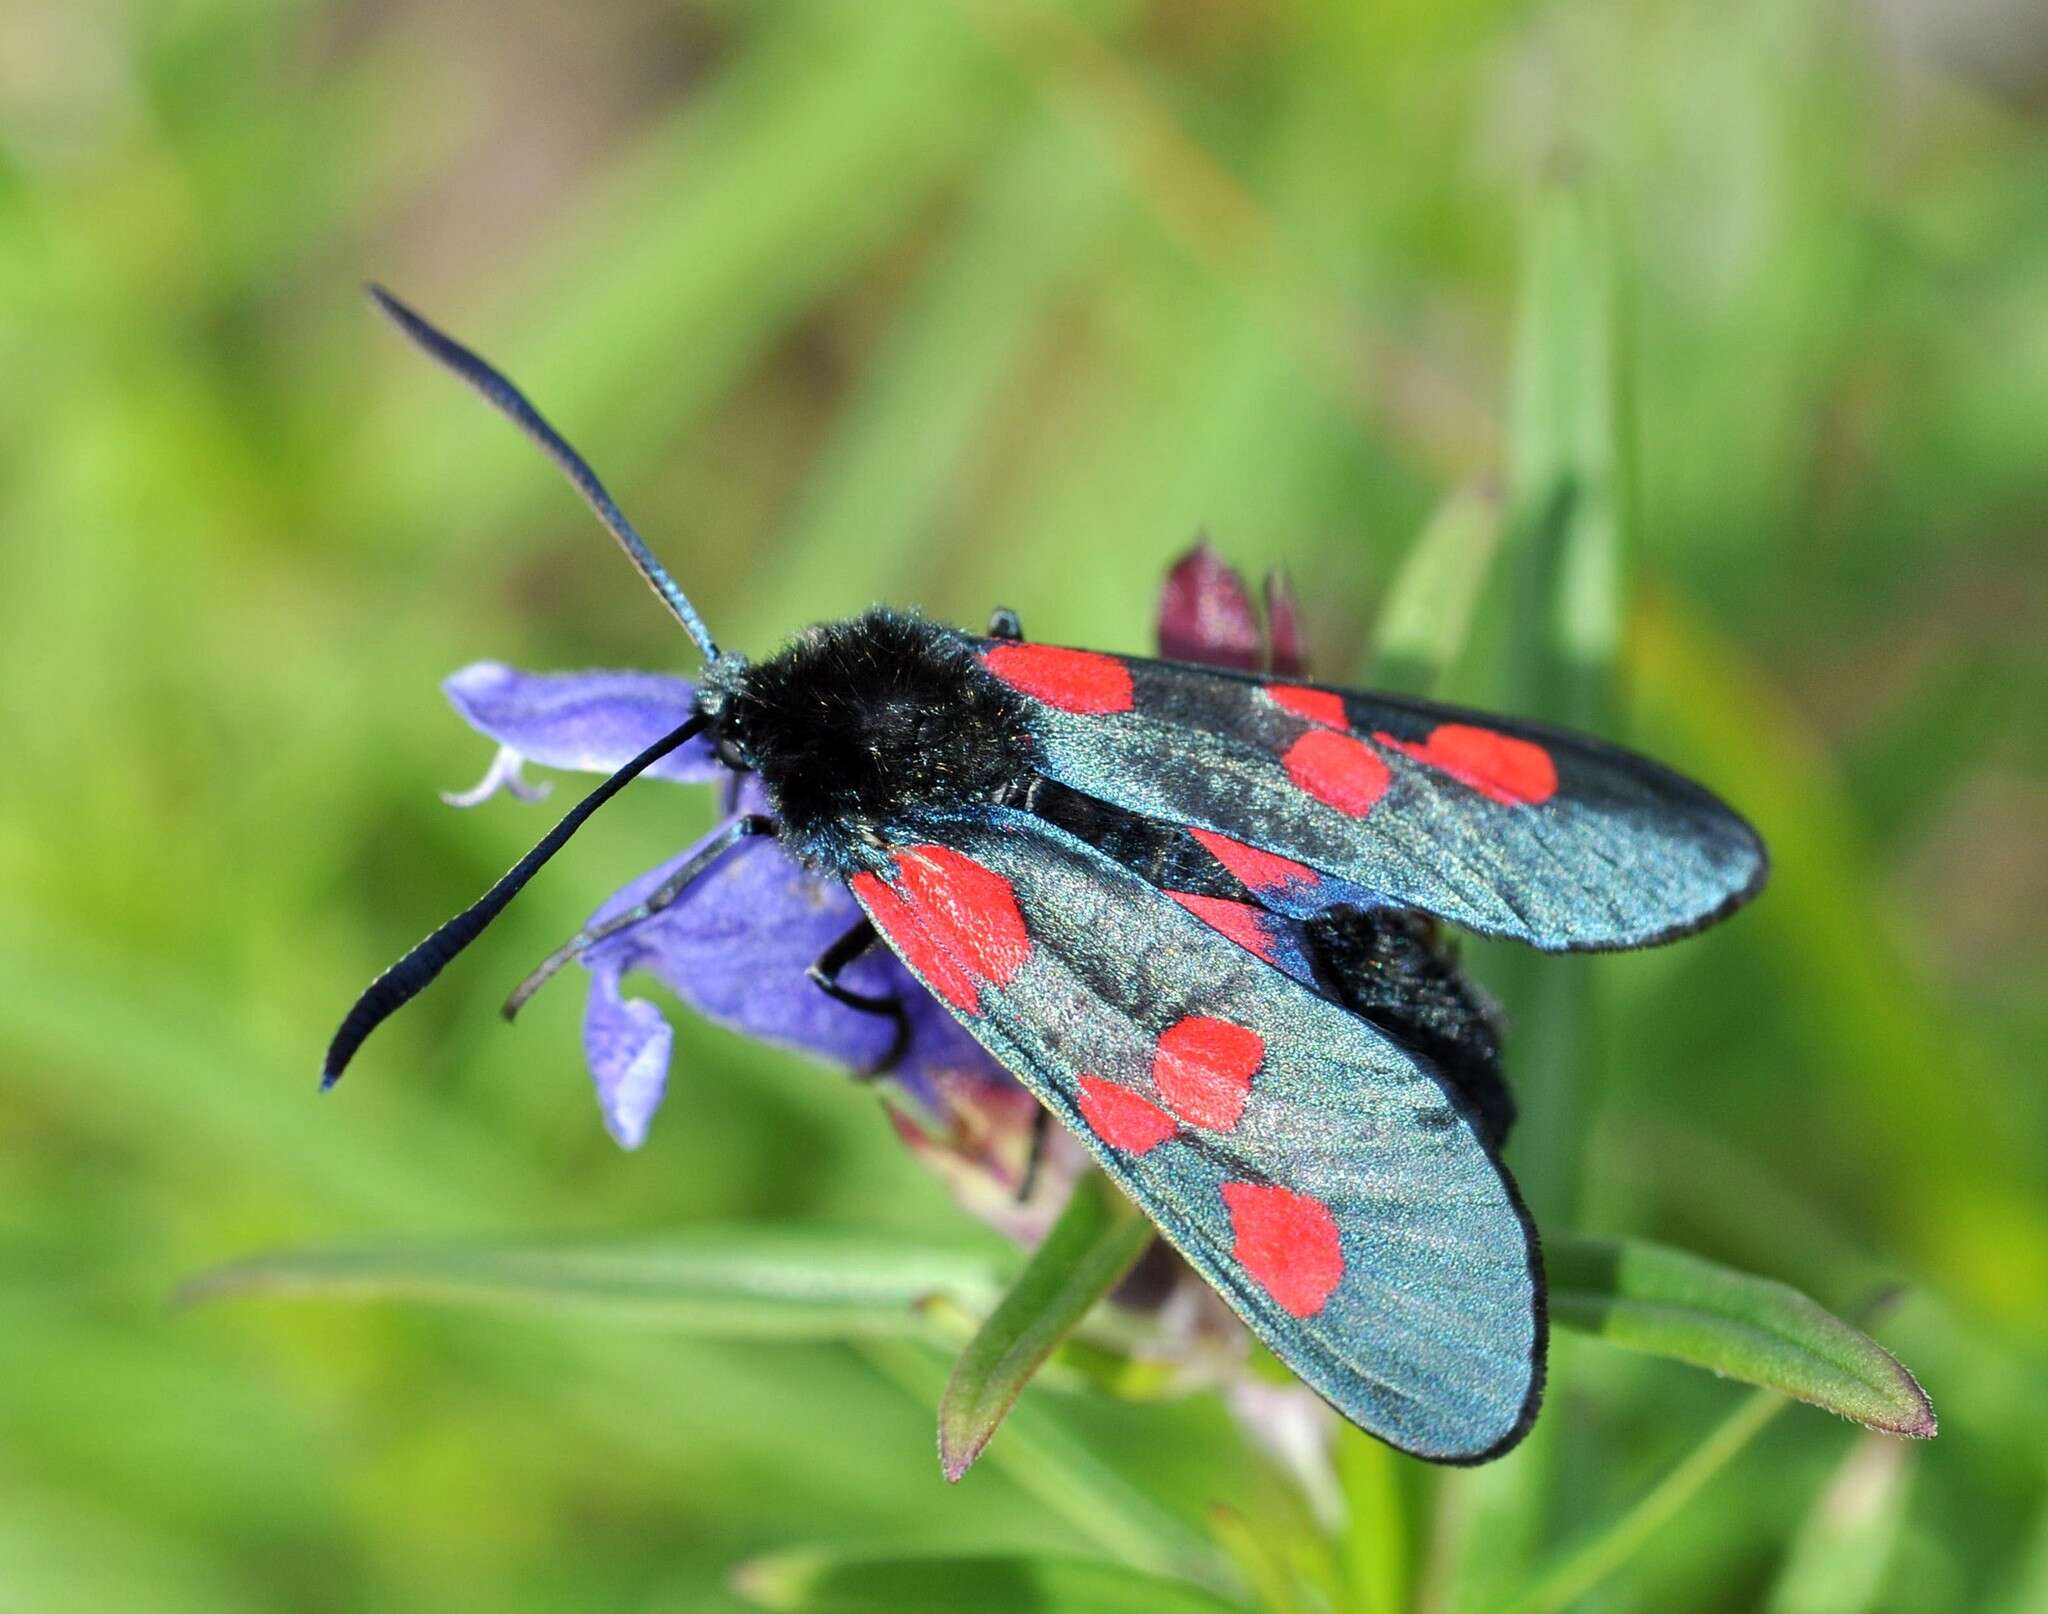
<box><xmin>326</xmin><ymin>288</ymin><xmax>1767</xmax><ymax>1464</ymax></box>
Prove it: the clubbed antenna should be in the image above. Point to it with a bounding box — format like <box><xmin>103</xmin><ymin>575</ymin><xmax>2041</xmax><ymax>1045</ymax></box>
<box><xmin>367</xmin><ymin>284</ymin><xmax>720</xmax><ymax>665</ymax></box>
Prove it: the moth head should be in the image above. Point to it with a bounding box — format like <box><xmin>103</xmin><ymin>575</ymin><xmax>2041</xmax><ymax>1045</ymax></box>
<box><xmin>693</xmin><ymin>652</ymin><xmax>757</xmax><ymax>772</ymax></box>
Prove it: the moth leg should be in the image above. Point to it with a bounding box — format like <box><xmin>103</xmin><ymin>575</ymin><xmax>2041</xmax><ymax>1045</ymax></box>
<box><xmin>986</xmin><ymin>606</ymin><xmax>1024</xmax><ymax>641</ymax></box>
<box><xmin>503</xmin><ymin>813</ymin><xmax>777</xmax><ymax>1019</ymax></box>
<box><xmin>806</xmin><ymin>918</ymin><xmax>910</xmax><ymax>1078</ymax></box>
<box><xmin>1016</xmin><ymin>1103</ymin><xmax>1051</xmax><ymax>1203</ymax></box>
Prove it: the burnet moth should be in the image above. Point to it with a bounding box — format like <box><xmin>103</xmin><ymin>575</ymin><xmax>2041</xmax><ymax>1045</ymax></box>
<box><xmin>326</xmin><ymin>287</ymin><xmax>1768</xmax><ymax>1464</ymax></box>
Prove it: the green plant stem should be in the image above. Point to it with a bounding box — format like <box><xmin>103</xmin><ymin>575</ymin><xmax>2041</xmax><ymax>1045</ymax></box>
<box><xmin>1494</xmin><ymin>1389</ymin><xmax>1787</xmax><ymax>1614</ymax></box>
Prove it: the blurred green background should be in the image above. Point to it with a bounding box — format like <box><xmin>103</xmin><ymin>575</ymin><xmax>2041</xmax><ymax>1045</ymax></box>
<box><xmin>2</xmin><ymin>1</ymin><xmax>2044</xmax><ymax>1609</ymax></box>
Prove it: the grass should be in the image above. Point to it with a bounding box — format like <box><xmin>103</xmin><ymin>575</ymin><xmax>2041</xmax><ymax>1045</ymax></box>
<box><xmin>1</xmin><ymin>1</ymin><xmax>2043</xmax><ymax>1609</ymax></box>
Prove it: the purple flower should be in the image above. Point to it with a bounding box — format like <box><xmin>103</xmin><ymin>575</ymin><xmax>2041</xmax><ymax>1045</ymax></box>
<box><xmin>442</xmin><ymin>664</ymin><xmax>1008</xmax><ymax>1151</ymax></box>
<box><xmin>441</xmin><ymin>546</ymin><xmax>1312</xmax><ymax>1186</ymax></box>
<box><xmin>1156</xmin><ymin>537</ymin><xmax>1306</xmax><ymax>676</ymax></box>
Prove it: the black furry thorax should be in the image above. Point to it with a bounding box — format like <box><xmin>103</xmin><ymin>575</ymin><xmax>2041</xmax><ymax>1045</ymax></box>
<box><xmin>697</xmin><ymin>609</ymin><xmax>1040</xmax><ymax>873</ymax></box>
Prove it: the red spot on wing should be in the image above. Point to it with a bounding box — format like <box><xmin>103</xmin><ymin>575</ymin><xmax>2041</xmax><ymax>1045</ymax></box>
<box><xmin>851</xmin><ymin>846</ymin><xmax>1033</xmax><ymax>1015</ymax></box>
<box><xmin>1077</xmin><ymin>1075</ymin><xmax>1179</xmax><ymax>1155</ymax></box>
<box><xmin>982</xmin><ymin>643</ymin><xmax>1134</xmax><ymax>714</ymax></box>
<box><xmin>1154</xmin><ymin>1015</ymin><xmax>1263</xmax><ymax>1132</ymax></box>
<box><xmin>1265</xmin><ymin>684</ymin><xmax>1349</xmax><ymax>730</ymax></box>
<box><xmin>1376</xmin><ymin>723</ymin><xmax>1558</xmax><ymax>806</ymax></box>
<box><xmin>1283</xmin><ymin>730</ymin><xmax>1391</xmax><ymax>817</ymax></box>
<box><xmin>851</xmin><ymin>871</ymin><xmax>981</xmax><ymax>1012</ymax></box>
<box><xmin>1222</xmin><ymin>1181</ymin><xmax>1345</xmax><ymax>1318</ymax></box>
<box><xmin>1190</xmin><ymin>827</ymin><xmax>1319</xmax><ymax>895</ymax></box>
<box><xmin>895</xmin><ymin>845</ymin><xmax>1033</xmax><ymax>984</ymax></box>
<box><xmin>1168</xmin><ymin>891</ymin><xmax>1279</xmax><ymax>963</ymax></box>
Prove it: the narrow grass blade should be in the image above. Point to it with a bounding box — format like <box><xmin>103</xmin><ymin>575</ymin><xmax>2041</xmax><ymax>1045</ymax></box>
<box><xmin>1495</xmin><ymin>1387</ymin><xmax>1787</xmax><ymax>1614</ymax></box>
<box><xmin>1549</xmin><ymin>1236</ymin><xmax>1936</xmax><ymax>1438</ymax></box>
<box><xmin>1491</xmin><ymin>177</ymin><xmax>1631</xmax><ymax>1230</ymax></box>
<box><xmin>358</xmin><ymin>5</ymin><xmax>1015</xmax><ymax>561</ymax></box>
<box><xmin>1764</xmin><ymin>1434</ymin><xmax>1917</xmax><ymax>1614</ymax></box>
<box><xmin>1990</xmin><ymin>1495</ymin><xmax>2048</xmax><ymax>1614</ymax></box>
<box><xmin>179</xmin><ymin>1226</ymin><xmax>1007</xmax><ymax>1340</ymax></box>
<box><xmin>1205</xmin><ymin>1507</ymin><xmax>1311</xmax><ymax>1614</ymax></box>
<box><xmin>732</xmin><ymin>1548</ymin><xmax>1247</xmax><ymax>1613</ymax></box>
<box><xmin>1368</xmin><ymin>486</ymin><xmax>1503</xmax><ymax>696</ymax></box>
<box><xmin>938</xmin><ymin>1170</ymin><xmax>1153</xmax><ymax>1480</ymax></box>
<box><xmin>1441</xmin><ymin>176</ymin><xmax>1632</xmax><ymax>1612</ymax></box>
<box><xmin>768</xmin><ymin>106</ymin><xmax>1118</xmax><ymax>629</ymax></box>
<box><xmin>1334</xmin><ymin>1425</ymin><xmax>1410</xmax><ymax>1614</ymax></box>
<box><xmin>1504</xmin><ymin>182</ymin><xmax>1628</xmax><ymax>729</ymax></box>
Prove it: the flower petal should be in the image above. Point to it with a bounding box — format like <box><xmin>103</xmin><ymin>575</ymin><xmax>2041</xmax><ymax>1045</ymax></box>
<box><xmin>582</xmin><ymin>962</ymin><xmax>674</xmax><ymax>1150</ymax></box>
<box><xmin>1157</xmin><ymin>538</ymin><xmax>1261</xmax><ymax>670</ymax></box>
<box><xmin>1263</xmin><ymin>569</ymin><xmax>1310</xmax><ymax>676</ymax></box>
<box><xmin>443</xmin><ymin>663</ymin><xmax>722</xmax><ymax>782</ymax></box>
<box><xmin>889</xmin><ymin>1081</ymin><xmax>1086</xmax><ymax>1245</ymax></box>
<box><xmin>582</xmin><ymin>826</ymin><xmax>1012</xmax><ymax>1120</ymax></box>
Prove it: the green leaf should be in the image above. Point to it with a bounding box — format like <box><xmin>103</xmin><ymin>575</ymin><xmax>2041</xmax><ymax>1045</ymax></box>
<box><xmin>1496</xmin><ymin>1279</ymin><xmax>1932</xmax><ymax>1614</ymax></box>
<box><xmin>731</xmin><ymin>1549</ymin><xmax>1247</xmax><ymax>1613</ymax></box>
<box><xmin>179</xmin><ymin>1226</ymin><xmax>1007</xmax><ymax>1340</ymax></box>
<box><xmin>1504</xmin><ymin>181</ymin><xmax>1629</xmax><ymax>721</ymax></box>
<box><xmin>1549</xmin><ymin>1235</ymin><xmax>1937</xmax><ymax>1438</ymax></box>
<box><xmin>938</xmin><ymin>1170</ymin><xmax>1154</xmax><ymax>1481</ymax></box>
<box><xmin>1368</xmin><ymin>485</ymin><xmax>1503</xmax><ymax>696</ymax></box>
<box><xmin>862</xmin><ymin>1338</ymin><xmax>1238</xmax><ymax>1593</ymax></box>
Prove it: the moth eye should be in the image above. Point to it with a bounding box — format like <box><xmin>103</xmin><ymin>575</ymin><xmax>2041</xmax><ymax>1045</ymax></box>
<box><xmin>715</xmin><ymin>733</ymin><xmax>750</xmax><ymax>772</ymax></box>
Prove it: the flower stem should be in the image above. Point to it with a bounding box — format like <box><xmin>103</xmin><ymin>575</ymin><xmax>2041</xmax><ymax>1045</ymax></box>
<box><xmin>1493</xmin><ymin>1389</ymin><xmax>1786</xmax><ymax>1614</ymax></box>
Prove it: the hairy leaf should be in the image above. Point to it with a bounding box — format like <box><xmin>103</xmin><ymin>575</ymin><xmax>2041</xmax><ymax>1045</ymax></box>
<box><xmin>181</xmin><ymin>1226</ymin><xmax>1006</xmax><ymax>1340</ymax></box>
<box><xmin>1550</xmin><ymin>1236</ymin><xmax>1936</xmax><ymax>1437</ymax></box>
<box><xmin>938</xmin><ymin>1170</ymin><xmax>1153</xmax><ymax>1481</ymax></box>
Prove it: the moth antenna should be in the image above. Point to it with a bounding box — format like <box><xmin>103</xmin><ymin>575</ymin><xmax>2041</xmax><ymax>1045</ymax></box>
<box><xmin>366</xmin><ymin>284</ymin><xmax>720</xmax><ymax>665</ymax></box>
<box><xmin>321</xmin><ymin>712</ymin><xmax>709</xmax><ymax>1089</ymax></box>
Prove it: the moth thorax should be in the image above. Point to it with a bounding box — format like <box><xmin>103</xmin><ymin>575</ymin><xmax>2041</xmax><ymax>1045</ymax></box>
<box><xmin>720</xmin><ymin>610</ymin><xmax>1037</xmax><ymax>870</ymax></box>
